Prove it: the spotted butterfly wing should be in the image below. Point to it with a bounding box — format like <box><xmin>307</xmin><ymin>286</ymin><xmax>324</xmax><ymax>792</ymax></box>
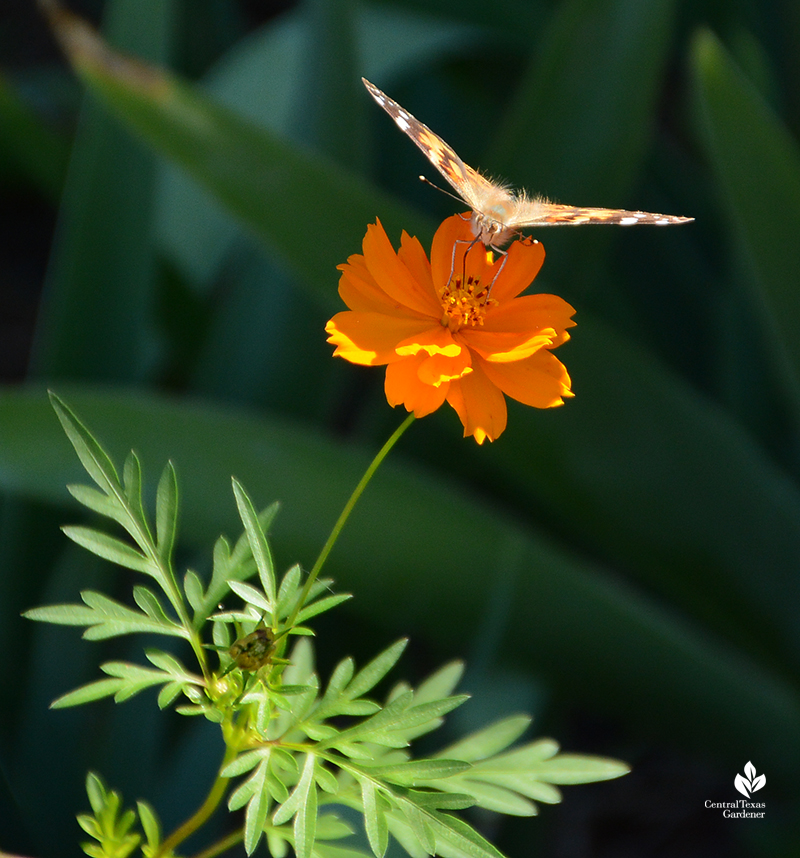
<box><xmin>362</xmin><ymin>78</ymin><xmax>693</xmax><ymax>247</ymax></box>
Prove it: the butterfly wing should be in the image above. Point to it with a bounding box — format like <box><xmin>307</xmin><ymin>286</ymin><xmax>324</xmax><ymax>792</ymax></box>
<box><xmin>362</xmin><ymin>78</ymin><xmax>495</xmax><ymax>212</ymax></box>
<box><xmin>506</xmin><ymin>199</ymin><xmax>694</xmax><ymax>227</ymax></box>
<box><xmin>362</xmin><ymin>78</ymin><xmax>694</xmax><ymax>239</ymax></box>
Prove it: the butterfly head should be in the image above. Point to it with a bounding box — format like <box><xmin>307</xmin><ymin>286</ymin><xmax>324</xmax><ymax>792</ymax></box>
<box><xmin>472</xmin><ymin>211</ymin><xmax>516</xmax><ymax>249</ymax></box>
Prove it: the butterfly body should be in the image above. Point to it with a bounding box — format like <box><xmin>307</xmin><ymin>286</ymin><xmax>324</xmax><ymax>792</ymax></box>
<box><xmin>362</xmin><ymin>78</ymin><xmax>693</xmax><ymax>247</ymax></box>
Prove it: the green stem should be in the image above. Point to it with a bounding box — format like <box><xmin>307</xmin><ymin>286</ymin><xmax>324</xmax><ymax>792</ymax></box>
<box><xmin>286</xmin><ymin>413</ymin><xmax>415</xmax><ymax>629</ymax></box>
<box><xmin>155</xmin><ymin>746</ymin><xmax>238</xmax><ymax>858</ymax></box>
<box><xmin>186</xmin><ymin>828</ymin><xmax>244</xmax><ymax>858</ymax></box>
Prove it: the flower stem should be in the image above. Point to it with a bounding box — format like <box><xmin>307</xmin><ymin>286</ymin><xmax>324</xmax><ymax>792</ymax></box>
<box><xmin>186</xmin><ymin>828</ymin><xmax>244</xmax><ymax>858</ymax></box>
<box><xmin>287</xmin><ymin>413</ymin><xmax>416</xmax><ymax>627</ymax></box>
<box><xmin>155</xmin><ymin>746</ymin><xmax>237</xmax><ymax>858</ymax></box>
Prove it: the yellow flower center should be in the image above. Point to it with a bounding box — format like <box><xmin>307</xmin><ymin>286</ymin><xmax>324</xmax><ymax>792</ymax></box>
<box><xmin>439</xmin><ymin>271</ymin><xmax>498</xmax><ymax>330</ymax></box>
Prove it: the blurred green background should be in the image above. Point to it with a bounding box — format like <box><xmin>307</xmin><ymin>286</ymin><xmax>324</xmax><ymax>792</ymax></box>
<box><xmin>1</xmin><ymin>0</ymin><xmax>799</xmax><ymax>855</ymax></box>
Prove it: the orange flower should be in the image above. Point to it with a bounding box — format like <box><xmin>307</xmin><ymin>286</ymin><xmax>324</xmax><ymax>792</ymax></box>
<box><xmin>326</xmin><ymin>214</ymin><xmax>575</xmax><ymax>443</ymax></box>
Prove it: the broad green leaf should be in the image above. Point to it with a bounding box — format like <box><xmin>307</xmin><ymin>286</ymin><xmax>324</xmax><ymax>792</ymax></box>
<box><xmin>31</xmin><ymin>3</ymin><xmax>169</xmax><ymax>381</ymax></box>
<box><xmin>45</xmin><ymin>5</ymin><xmax>432</xmax><ymax>299</ymax></box>
<box><xmin>691</xmin><ymin>29</ymin><xmax>800</xmax><ymax>408</ymax></box>
<box><xmin>4</xmin><ymin>387</ymin><xmax>800</xmax><ymax>783</ymax></box>
<box><xmin>0</xmin><ymin>71</ymin><xmax>69</xmax><ymax>200</ymax></box>
<box><xmin>491</xmin><ymin>0</ymin><xmax>681</xmax><ymax>284</ymax></box>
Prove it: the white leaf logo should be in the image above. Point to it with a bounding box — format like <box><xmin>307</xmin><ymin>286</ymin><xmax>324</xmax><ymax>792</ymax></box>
<box><xmin>734</xmin><ymin>761</ymin><xmax>765</xmax><ymax>797</ymax></box>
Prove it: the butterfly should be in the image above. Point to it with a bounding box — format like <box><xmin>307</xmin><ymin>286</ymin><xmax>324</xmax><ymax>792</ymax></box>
<box><xmin>362</xmin><ymin>78</ymin><xmax>693</xmax><ymax>248</ymax></box>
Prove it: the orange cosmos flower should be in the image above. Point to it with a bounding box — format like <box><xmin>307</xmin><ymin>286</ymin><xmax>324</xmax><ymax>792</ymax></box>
<box><xmin>325</xmin><ymin>214</ymin><xmax>575</xmax><ymax>444</ymax></box>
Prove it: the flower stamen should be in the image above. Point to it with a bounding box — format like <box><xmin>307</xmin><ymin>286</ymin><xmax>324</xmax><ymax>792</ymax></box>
<box><xmin>440</xmin><ymin>270</ymin><xmax>498</xmax><ymax>329</ymax></box>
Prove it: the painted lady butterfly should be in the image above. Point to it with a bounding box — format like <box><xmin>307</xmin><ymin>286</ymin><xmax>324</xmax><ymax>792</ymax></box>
<box><xmin>363</xmin><ymin>78</ymin><xmax>693</xmax><ymax>248</ymax></box>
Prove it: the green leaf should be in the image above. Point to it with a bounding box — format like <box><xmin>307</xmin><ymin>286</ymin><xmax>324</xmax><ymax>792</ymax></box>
<box><xmin>50</xmin><ymin>392</ymin><xmax>122</xmax><ymax>497</ymax></box>
<box><xmin>413</xmin><ymin>662</ymin><xmax>465</xmax><ymax>704</ymax></box>
<box><xmin>133</xmin><ymin>585</ymin><xmax>171</xmax><ymax>623</ymax></box>
<box><xmin>294</xmin><ymin>593</ymin><xmax>352</xmax><ymax>624</ymax></box>
<box><xmin>359</xmin><ymin>778</ymin><xmax>389</xmax><ymax>858</ymax></box>
<box><xmin>523</xmin><ymin>752</ymin><xmax>632</xmax><ymax>785</ymax></box>
<box><xmin>122</xmin><ymin>452</ymin><xmax>146</xmax><ymax>530</ymax></box>
<box><xmin>183</xmin><ymin>569</ymin><xmax>205</xmax><ymax>612</ymax></box>
<box><xmin>223</xmin><ymin>748</ymin><xmax>269</xmax><ymax>780</ymax></box>
<box><xmin>24</xmin><ymin>589</ymin><xmax>186</xmax><ymax>640</ymax></box>
<box><xmin>294</xmin><ymin>755</ymin><xmax>318</xmax><ymax>858</ymax></box>
<box><xmin>66</xmin><ymin>483</ymin><xmax>122</xmax><ymax>520</ymax></box>
<box><xmin>436</xmin><ymin>715</ymin><xmax>532</xmax><ymax>763</ymax></box>
<box><xmin>155</xmin><ymin>460</ymin><xmax>179</xmax><ymax>562</ymax></box>
<box><xmin>233</xmin><ymin>479</ymin><xmax>277</xmax><ymax>606</ymax></box>
<box><xmin>361</xmin><ymin>759</ymin><xmax>472</xmax><ymax>787</ymax></box>
<box><xmin>232</xmin><ymin>760</ymin><xmax>270</xmax><ymax>855</ymax></box>
<box><xmin>323</xmin><ymin>694</ymin><xmax>469</xmax><ymax>751</ymax></box>
<box><xmin>422</xmin><ymin>810</ymin><xmax>505</xmax><ymax>858</ymax></box>
<box><xmin>228</xmin><ymin>580</ymin><xmax>272</xmax><ymax>614</ymax></box>
<box><xmin>435</xmin><ymin>738</ymin><xmax>629</xmax><ymax>815</ymax></box>
<box><xmin>273</xmin><ymin>752</ymin><xmax>317</xmax><ymax>826</ymax></box>
<box><xmin>347</xmin><ymin>640</ymin><xmax>408</xmax><ymax>700</ymax></box>
<box><xmin>98</xmin><ymin>660</ymin><xmax>189</xmax><ymax>703</ymax></box>
<box><xmin>136</xmin><ymin>800</ymin><xmax>161</xmax><ymax>849</ymax></box>
<box><xmin>61</xmin><ymin>525</ymin><xmax>151</xmax><ymax>574</ymax></box>
<box><xmin>51</xmin><ymin>677</ymin><xmax>124</xmax><ymax>708</ymax></box>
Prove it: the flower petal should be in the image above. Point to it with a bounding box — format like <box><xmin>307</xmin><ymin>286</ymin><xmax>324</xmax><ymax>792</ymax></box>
<box><xmin>480</xmin><ymin>349</ymin><xmax>573</xmax><ymax>408</ymax></box>
<box><xmin>385</xmin><ymin>355</ymin><xmax>449</xmax><ymax>417</ymax></box>
<box><xmin>461</xmin><ymin>328</ymin><xmax>559</xmax><ymax>363</ymax></box>
<box><xmin>363</xmin><ymin>220</ymin><xmax>440</xmax><ymax>317</ymax></box>
<box><xmin>398</xmin><ymin>231</ymin><xmax>435</xmax><ymax>297</ymax></box>
<box><xmin>325</xmin><ymin>312</ymin><xmax>433</xmax><ymax>365</ymax></box>
<box><xmin>482</xmin><ymin>293</ymin><xmax>576</xmax><ymax>336</ymax></box>
<box><xmin>396</xmin><ymin>324</ymin><xmax>461</xmax><ymax>357</ymax></box>
<box><xmin>338</xmin><ymin>254</ymin><xmax>404</xmax><ymax>314</ymax></box>
<box><xmin>488</xmin><ymin>237</ymin><xmax>546</xmax><ymax>302</ymax></box>
<box><xmin>417</xmin><ymin>349</ymin><xmax>473</xmax><ymax>386</ymax></box>
<box><xmin>430</xmin><ymin>213</ymin><xmax>480</xmax><ymax>292</ymax></box>
<box><xmin>446</xmin><ymin>360</ymin><xmax>507</xmax><ymax>444</ymax></box>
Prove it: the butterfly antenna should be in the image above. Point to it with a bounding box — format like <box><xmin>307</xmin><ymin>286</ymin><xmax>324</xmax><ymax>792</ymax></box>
<box><xmin>418</xmin><ymin>174</ymin><xmax>464</xmax><ymax>206</ymax></box>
